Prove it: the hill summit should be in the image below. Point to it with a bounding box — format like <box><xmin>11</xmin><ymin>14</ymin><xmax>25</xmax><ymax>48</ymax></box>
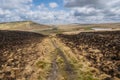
<box><xmin>0</xmin><ymin>21</ymin><xmax>51</xmax><ymax>31</ymax></box>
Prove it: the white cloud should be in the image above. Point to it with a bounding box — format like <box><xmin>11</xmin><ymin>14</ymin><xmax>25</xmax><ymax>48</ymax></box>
<box><xmin>0</xmin><ymin>0</ymin><xmax>120</xmax><ymax>24</ymax></box>
<box><xmin>37</xmin><ymin>3</ymin><xmax>46</xmax><ymax>9</ymax></box>
<box><xmin>0</xmin><ymin>0</ymin><xmax>62</xmax><ymax>24</ymax></box>
<box><xmin>0</xmin><ymin>0</ymin><xmax>32</xmax><ymax>9</ymax></box>
<box><xmin>63</xmin><ymin>0</ymin><xmax>120</xmax><ymax>23</ymax></box>
<box><xmin>49</xmin><ymin>2</ymin><xmax>58</xmax><ymax>8</ymax></box>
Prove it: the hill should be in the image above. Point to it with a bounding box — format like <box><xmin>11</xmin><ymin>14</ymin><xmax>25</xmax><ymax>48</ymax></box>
<box><xmin>57</xmin><ymin>31</ymin><xmax>120</xmax><ymax>80</ymax></box>
<box><xmin>0</xmin><ymin>30</ymin><xmax>47</xmax><ymax>79</ymax></box>
<box><xmin>0</xmin><ymin>21</ymin><xmax>52</xmax><ymax>32</ymax></box>
<box><xmin>56</xmin><ymin>23</ymin><xmax>120</xmax><ymax>34</ymax></box>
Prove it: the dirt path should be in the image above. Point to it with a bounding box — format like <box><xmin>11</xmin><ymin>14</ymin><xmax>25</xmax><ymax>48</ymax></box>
<box><xmin>0</xmin><ymin>33</ymin><xmax>102</xmax><ymax>80</ymax></box>
<box><xmin>24</xmin><ymin>35</ymin><xmax>100</xmax><ymax>80</ymax></box>
<box><xmin>47</xmin><ymin>50</ymin><xmax>58</xmax><ymax>80</ymax></box>
<box><xmin>47</xmin><ymin>36</ymin><xmax>77</xmax><ymax>80</ymax></box>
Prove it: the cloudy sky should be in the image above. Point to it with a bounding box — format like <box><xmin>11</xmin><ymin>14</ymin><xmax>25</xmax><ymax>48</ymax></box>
<box><xmin>0</xmin><ymin>0</ymin><xmax>120</xmax><ymax>24</ymax></box>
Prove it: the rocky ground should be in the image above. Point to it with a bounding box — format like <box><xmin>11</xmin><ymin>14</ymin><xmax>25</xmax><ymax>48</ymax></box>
<box><xmin>0</xmin><ymin>30</ymin><xmax>46</xmax><ymax>80</ymax></box>
<box><xmin>0</xmin><ymin>30</ymin><xmax>120</xmax><ymax>80</ymax></box>
<box><xmin>0</xmin><ymin>30</ymin><xmax>100</xmax><ymax>80</ymax></box>
<box><xmin>57</xmin><ymin>31</ymin><xmax>120</xmax><ymax>80</ymax></box>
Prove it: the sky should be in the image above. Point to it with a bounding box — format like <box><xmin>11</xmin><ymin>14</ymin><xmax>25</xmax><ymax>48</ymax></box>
<box><xmin>0</xmin><ymin>0</ymin><xmax>120</xmax><ymax>24</ymax></box>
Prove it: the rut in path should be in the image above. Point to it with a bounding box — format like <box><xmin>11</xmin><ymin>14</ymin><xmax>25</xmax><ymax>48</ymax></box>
<box><xmin>48</xmin><ymin>53</ymin><xmax>58</xmax><ymax>80</ymax></box>
<box><xmin>47</xmin><ymin>37</ymin><xmax>76</xmax><ymax>80</ymax></box>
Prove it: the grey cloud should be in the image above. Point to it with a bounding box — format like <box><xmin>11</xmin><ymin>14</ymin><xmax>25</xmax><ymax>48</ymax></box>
<box><xmin>74</xmin><ymin>11</ymin><xmax>95</xmax><ymax>17</ymax></box>
<box><xmin>64</xmin><ymin>0</ymin><xmax>120</xmax><ymax>23</ymax></box>
<box><xmin>73</xmin><ymin>7</ymin><xmax>101</xmax><ymax>17</ymax></box>
<box><xmin>64</xmin><ymin>0</ymin><xmax>105</xmax><ymax>8</ymax></box>
<box><xmin>0</xmin><ymin>0</ymin><xmax>120</xmax><ymax>24</ymax></box>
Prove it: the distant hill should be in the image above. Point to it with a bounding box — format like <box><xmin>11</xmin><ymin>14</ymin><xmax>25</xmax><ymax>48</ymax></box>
<box><xmin>0</xmin><ymin>21</ymin><xmax>52</xmax><ymax>32</ymax></box>
<box><xmin>58</xmin><ymin>23</ymin><xmax>120</xmax><ymax>31</ymax></box>
<box><xmin>59</xmin><ymin>23</ymin><xmax>120</xmax><ymax>27</ymax></box>
<box><xmin>72</xmin><ymin>23</ymin><xmax>120</xmax><ymax>28</ymax></box>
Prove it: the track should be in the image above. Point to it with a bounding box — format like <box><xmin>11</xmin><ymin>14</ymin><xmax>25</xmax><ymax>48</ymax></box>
<box><xmin>47</xmin><ymin>49</ymin><xmax>58</xmax><ymax>80</ymax></box>
<box><xmin>47</xmin><ymin>36</ymin><xmax>76</xmax><ymax>80</ymax></box>
<box><xmin>0</xmin><ymin>33</ymin><xmax>101</xmax><ymax>80</ymax></box>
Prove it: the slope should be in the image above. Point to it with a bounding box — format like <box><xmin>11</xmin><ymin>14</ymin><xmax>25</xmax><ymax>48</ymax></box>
<box><xmin>0</xmin><ymin>21</ymin><xmax>52</xmax><ymax>32</ymax></box>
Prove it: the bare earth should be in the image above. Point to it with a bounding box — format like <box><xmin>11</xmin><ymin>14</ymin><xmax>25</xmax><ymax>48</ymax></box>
<box><xmin>0</xmin><ymin>21</ymin><xmax>120</xmax><ymax>80</ymax></box>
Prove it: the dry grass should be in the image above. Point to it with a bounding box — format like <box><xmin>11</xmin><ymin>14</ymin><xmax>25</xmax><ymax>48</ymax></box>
<box><xmin>0</xmin><ymin>21</ymin><xmax>52</xmax><ymax>32</ymax></box>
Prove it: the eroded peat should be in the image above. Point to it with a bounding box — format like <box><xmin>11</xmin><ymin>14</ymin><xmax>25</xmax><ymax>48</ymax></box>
<box><xmin>0</xmin><ymin>30</ymin><xmax>46</xmax><ymax>80</ymax></box>
<box><xmin>57</xmin><ymin>30</ymin><xmax>120</xmax><ymax>80</ymax></box>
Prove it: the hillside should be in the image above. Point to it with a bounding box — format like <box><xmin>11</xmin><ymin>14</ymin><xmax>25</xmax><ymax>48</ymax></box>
<box><xmin>0</xmin><ymin>30</ymin><xmax>47</xmax><ymax>79</ymax></box>
<box><xmin>0</xmin><ymin>21</ymin><xmax>52</xmax><ymax>32</ymax></box>
<box><xmin>57</xmin><ymin>23</ymin><xmax>120</xmax><ymax>34</ymax></box>
<box><xmin>0</xmin><ymin>30</ymin><xmax>100</xmax><ymax>80</ymax></box>
<box><xmin>0</xmin><ymin>21</ymin><xmax>120</xmax><ymax>80</ymax></box>
<box><xmin>57</xmin><ymin>31</ymin><xmax>120</xmax><ymax>80</ymax></box>
<box><xmin>0</xmin><ymin>30</ymin><xmax>120</xmax><ymax>80</ymax></box>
